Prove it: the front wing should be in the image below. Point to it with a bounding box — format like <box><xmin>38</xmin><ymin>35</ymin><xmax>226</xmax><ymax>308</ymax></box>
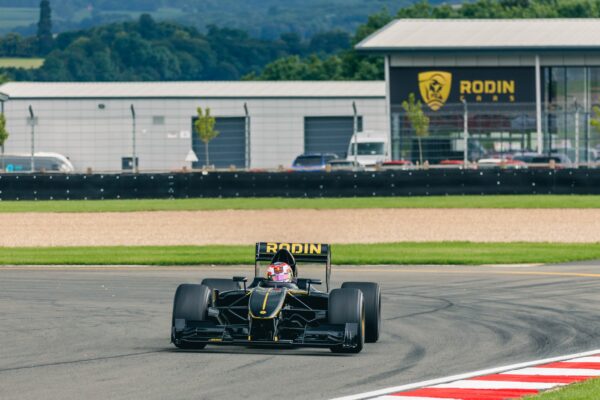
<box><xmin>172</xmin><ymin>319</ymin><xmax>361</xmax><ymax>349</ymax></box>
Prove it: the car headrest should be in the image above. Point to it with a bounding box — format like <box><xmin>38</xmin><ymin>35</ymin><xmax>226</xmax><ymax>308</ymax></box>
<box><xmin>270</xmin><ymin>249</ymin><xmax>297</xmax><ymax>277</ymax></box>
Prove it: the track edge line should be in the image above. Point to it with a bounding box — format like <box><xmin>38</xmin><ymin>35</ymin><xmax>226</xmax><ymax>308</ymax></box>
<box><xmin>330</xmin><ymin>348</ymin><xmax>600</xmax><ymax>400</ymax></box>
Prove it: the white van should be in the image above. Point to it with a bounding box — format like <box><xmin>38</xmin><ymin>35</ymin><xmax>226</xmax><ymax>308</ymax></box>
<box><xmin>346</xmin><ymin>130</ymin><xmax>389</xmax><ymax>166</ymax></box>
<box><xmin>1</xmin><ymin>152</ymin><xmax>75</xmax><ymax>173</ymax></box>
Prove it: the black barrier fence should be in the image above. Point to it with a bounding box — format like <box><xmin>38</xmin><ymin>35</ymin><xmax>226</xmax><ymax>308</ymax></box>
<box><xmin>0</xmin><ymin>170</ymin><xmax>599</xmax><ymax>200</ymax></box>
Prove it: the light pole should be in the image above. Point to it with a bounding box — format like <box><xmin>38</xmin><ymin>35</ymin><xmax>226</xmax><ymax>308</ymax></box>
<box><xmin>352</xmin><ymin>101</ymin><xmax>358</xmax><ymax>170</ymax></box>
<box><xmin>574</xmin><ymin>99</ymin><xmax>580</xmax><ymax>167</ymax></box>
<box><xmin>461</xmin><ymin>98</ymin><xmax>468</xmax><ymax>166</ymax></box>
<box><xmin>28</xmin><ymin>105</ymin><xmax>35</xmax><ymax>173</ymax></box>
<box><xmin>244</xmin><ymin>102</ymin><xmax>250</xmax><ymax>170</ymax></box>
<box><xmin>130</xmin><ymin>104</ymin><xmax>137</xmax><ymax>173</ymax></box>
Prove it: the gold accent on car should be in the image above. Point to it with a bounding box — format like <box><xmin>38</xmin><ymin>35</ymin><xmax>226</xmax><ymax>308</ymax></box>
<box><xmin>261</xmin><ymin>288</ymin><xmax>272</xmax><ymax>312</ymax></box>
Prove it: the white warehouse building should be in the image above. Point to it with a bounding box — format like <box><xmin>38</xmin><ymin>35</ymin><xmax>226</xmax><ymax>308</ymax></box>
<box><xmin>0</xmin><ymin>81</ymin><xmax>386</xmax><ymax>172</ymax></box>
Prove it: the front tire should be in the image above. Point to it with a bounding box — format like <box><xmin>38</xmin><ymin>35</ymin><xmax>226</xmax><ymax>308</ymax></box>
<box><xmin>172</xmin><ymin>284</ymin><xmax>211</xmax><ymax>349</ymax></box>
<box><xmin>328</xmin><ymin>288</ymin><xmax>365</xmax><ymax>353</ymax></box>
<box><xmin>341</xmin><ymin>282</ymin><xmax>381</xmax><ymax>343</ymax></box>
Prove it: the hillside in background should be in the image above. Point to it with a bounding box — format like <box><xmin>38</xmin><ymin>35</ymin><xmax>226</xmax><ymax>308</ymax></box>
<box><xmin>3</xmin><ymin>0</ymin><xmax>600</xmax><ymax>83</ymax></box>
<box><xmin>0</xmin><ymin>0</ymin><xmax>422</xmax><ymax>39</ymax></box>
<box><xmin>0</xmin><ymin>14</ymin><xmax>356</xmax><ymax>81</ymax></box>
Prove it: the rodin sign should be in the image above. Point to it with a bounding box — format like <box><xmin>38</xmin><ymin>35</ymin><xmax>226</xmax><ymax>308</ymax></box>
<box><xmin>390</xmin><ymin>67</ymin><xmax>536</xmax><ymax>111</ymax></box>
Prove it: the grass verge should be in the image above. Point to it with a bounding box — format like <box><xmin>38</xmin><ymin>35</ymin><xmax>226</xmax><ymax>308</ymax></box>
<box><xmin>0</xmin><ymin>195</ymin><xmax>599</xmax><ymax>213</ymax></box>
<box><xmin>526</xmin><ymin>378</ymin><xmax>600</xmax><ymax>399</ymax></box>
<box><xmin>1</xmin><ymin>242</ymin><xmax>599</xmax><ymax>265</ymax></box>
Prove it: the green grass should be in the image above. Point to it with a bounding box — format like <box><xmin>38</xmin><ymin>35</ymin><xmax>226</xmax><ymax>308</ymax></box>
<box><xmin>526</xmin><ymin>378</ymin><xmax>600</xmax><ymax>399</ymax></box>
<box><xmin>0</xmin><ymin>58</ymin><xmax>44</xmax><ymax>69</ymax></box>
<box><xmin>1</xmin><ymin>242</ymin><xmax>599</xmax><ymax>265</ymax></box>
<box><xmin>0</xmin><ymin>195</ymin><xmax>599</xmax><ymax>213</ymax></box>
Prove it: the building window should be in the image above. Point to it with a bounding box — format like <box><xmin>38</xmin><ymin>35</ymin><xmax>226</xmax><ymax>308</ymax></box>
<box><xmin>153</xmin><ymin>116</ymin><xmax>165</xmax><ymax>125</ymax></box>
<box><xmin>589</xmin><ymin>67</ymin><xmax>600</xmax><ymax>108</ymax></box>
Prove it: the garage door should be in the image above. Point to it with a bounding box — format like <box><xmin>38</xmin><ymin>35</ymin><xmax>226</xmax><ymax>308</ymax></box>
<box><xmin>191</xmin><ymin>117</ymin><xmax>246</xmax><ymax>168</ymax></box>
<box><xmin>304</xmin><ymin>116</ymin><xmax>363</xmax><ymax>157</ymax></box>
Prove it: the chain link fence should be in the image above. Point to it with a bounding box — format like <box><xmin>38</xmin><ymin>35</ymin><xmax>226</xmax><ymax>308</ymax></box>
<box><xmin>1</xmin><ymin>98</ymin><xmax>599</xmax><ymax>173</ymax></box>
<box><xmin>392</xmin><ymin>102</ymin><xmax>600</xmax><ymax>168</ymax></box>
<box><xmin>0</xmin><ymin>98</ymin><xmax>387</xmax><ymax>173</ymax></box>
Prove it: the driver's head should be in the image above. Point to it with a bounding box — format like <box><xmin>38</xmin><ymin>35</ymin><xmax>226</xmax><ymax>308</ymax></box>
<box><xmin>266</xmin><ymin>262</ymin><xmax>293</xmax><ymax>283</ymax></box>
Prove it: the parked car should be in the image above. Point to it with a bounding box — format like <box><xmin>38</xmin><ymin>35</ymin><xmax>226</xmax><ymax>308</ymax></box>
<box><xmin>327</xmin><ymin>159</ymin><xmax>364</xmax><ymax>171</ymax></box>
<box><xmin>1</xmin><ymin>152</ymin><xmax>75</xmax><ymax>173</ymax></box>
<box><xmin>381</xmin><ymin>160</ymin><xmax>414</xmax><ymax>170</ymax></box>
<box><xmin>513</xmin><ymin>152</ymin><xmax>572</xmax><ymax>168</ymax></box>
<box><xmin>410</xmin><ymin>137</ymin><xmax>487</xmax><ymax>164</ymax></box>
<box><xmin>291</xmin><ymin>153</ymin><xmax>338</xmax><ymax>171</ymax></box>
<box><xmin>477</xmin><ymin>158</ymin><xmax>527</xmax><ymax>169</ymax></box>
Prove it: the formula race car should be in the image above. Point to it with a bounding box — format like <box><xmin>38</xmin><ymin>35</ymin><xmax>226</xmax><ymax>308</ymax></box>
<box><xmin>171</xmin><ymin>242</ymin><xmax>381</xmax><ymax>353</ymax></box>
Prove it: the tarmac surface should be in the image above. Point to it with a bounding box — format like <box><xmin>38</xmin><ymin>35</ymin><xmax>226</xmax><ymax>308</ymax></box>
<box><xmin>1</xmin><ymin>262</ymin><xmax>600</xmax><ymax>400</ymax></box>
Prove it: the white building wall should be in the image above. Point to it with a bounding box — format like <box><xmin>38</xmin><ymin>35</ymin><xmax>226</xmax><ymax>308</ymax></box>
<box><xmin>390</xmin><ymin>53</ymin><xmax>600</xmax><ymax>67</ymax></box>
<box><xmin>2</xmin><ymin>96</ymin><xmax>386</xmax><ymax>172</ymax></box>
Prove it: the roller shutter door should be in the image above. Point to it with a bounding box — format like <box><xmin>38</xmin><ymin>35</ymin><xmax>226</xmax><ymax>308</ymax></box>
<box><xmin>191</xmin><ymin>117</ymin><xmax>246</xmax><ymax>168</ymax></box>
<box><xmin>304</xmin><ymin>116</ymin><xmax>363</xmax><ymax>157</ymax></box>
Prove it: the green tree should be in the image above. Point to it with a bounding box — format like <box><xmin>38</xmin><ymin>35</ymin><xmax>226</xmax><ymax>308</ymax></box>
<box><xmin>37</xmin><ymin>0</ymin><xmax>53</xmax><ymax>55</ymax></box>
<box><xmin>194</xmin><ymin>107</ymin><xmax>219</xmax><ymax>167</ymax></box>
<box><xmin>590</xmin><ymin>105</ymin><xmax>600</xmax><ymax>132</ymax></box>
<box><xmin>0</xmin><ymin>113</ymin><xmax>9</xmax><ymax>171</ymax></box>
<box><xmin>401</xmin><ymin>93</ymin><xmax>430</xmax><ymax>165</ymax></box>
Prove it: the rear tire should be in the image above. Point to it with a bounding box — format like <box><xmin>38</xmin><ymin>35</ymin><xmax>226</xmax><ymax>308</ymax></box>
<box><xmin>328</xmin><ymin>288</ymin><xmax>365</xmax><ymax>353</ymax></box>
<box><xmin>172</xmin><ymin>284</ymin><xmax>211</xmax><ymax>349</ymax></box>
<box><xmin>341</xmin><ymin>282</ymin><xmax>381</xmax><ymax>343</ymax></box>
<box><xmin>201</xmin><ymin>278</ymin><xmax>242</xmax><ymax>292</ymax></box>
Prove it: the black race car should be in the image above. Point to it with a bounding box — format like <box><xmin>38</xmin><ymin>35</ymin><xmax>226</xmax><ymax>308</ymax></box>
<box><xmin>171</xmin><ymin>242</ymin><xmax>381</xmax><ymax>353</ymax></box>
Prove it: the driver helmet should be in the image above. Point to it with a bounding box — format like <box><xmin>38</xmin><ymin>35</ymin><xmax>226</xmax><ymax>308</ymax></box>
<box><xmin>266</xmin><ymin>262</ymin><xmax>293</xmax><ymax>283</ymax></box>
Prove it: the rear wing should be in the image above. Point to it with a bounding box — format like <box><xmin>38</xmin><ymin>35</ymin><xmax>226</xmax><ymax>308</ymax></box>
<box><xmin>255</xmin><ymin>242</ymin><xmax>331</xmax><ymax>291</ymax></box>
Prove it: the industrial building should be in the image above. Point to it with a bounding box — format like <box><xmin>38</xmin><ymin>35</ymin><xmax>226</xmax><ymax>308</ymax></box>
<box><xmin>357</xmin><ymin>19</ymin><xmax>600</xmax><ymax>163</ymax></box>
<box><xmin>0</xmin><ymin>81</ymin><xmax>386</xmax><ymax>172</ymax></box>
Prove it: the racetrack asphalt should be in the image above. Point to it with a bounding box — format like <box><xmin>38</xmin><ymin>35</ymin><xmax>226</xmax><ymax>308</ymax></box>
<box><xmin>1</xmin><ymin>262</ymin><xmax>600</xmax><ymax>400</ymax></box>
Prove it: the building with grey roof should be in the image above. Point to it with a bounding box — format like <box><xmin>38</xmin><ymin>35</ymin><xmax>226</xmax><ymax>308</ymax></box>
<box><xmin>357</xmin><ymin>19</ymin><xmax>600</xmax><ymax>163</ymax></box>
<box><xmin>0</xmin><ymin>81</ymin><xmax>386</xmax><ymax>172</ymax></box>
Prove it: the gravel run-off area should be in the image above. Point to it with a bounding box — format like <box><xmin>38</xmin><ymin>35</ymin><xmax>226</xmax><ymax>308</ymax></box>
<box><xmin>1</xmin><ymin>208</ymin><xmax>599</xmax><ymax>247</ymax></box>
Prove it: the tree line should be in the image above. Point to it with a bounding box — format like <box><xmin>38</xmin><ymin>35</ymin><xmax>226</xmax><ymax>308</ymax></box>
<box><xmin>0</xmin><ymin>0</ymin><xmax>409</xmax><ymax>41</ymax></box>
<box><xmin>251</xmin><ymin>0</ymin><xmax>600</xmax><ymax>80</ymax></box>
<box><xmin>2</xmin><ymin>0</ymin><xmax>600</xmax><ymax>82</ymax></box>
<box><xmin>0</xmin><ymin>13</ymin><xmax>352</xmax><ymax>81</ymax></box>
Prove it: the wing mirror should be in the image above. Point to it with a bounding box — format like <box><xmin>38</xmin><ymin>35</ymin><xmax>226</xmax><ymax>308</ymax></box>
<box><xmin>233</xmin><ymin>276</ymin><xmax>247</xmax><ymax>291</ymax></box>
<box><xmin>306</xmin><ymin>278</ymin><xmax>322</xmax><ymax>292</ymax></box>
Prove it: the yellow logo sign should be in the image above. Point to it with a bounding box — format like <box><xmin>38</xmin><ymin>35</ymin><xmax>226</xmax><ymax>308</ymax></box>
<box><xmin>265</xmin><ymin>242</ymin><xmax>322</xmax><ymax>255</ymax></box>
<box><xmin>418</xmin><ymin>71</ymin><xmax>452</xmax><ymax>111</ymax></box>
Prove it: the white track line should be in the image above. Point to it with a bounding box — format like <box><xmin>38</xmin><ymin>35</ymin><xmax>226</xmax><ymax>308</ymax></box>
<box><xmin>330</xmin><ymin>348</ymin><xmax>600</xmax><ymax>400</ymax></box>
<box><xmin>568</xmin><ymin>356</ymin><xmax>600</xmax><ymax>362</ymax></box>
<box><xmin>503</xmin><ymin>367</ymin><xmax>600</xmax><ymax>376</ymax></box>
<box><xmin>377</xmin><ymin>397</ymin><xmax>460</xmax><ymax>400</ymax></box>
<box><xmin>432</xmin><ymin>380</ymin><xmax>562</xmax><ymax>390</ymax></box>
